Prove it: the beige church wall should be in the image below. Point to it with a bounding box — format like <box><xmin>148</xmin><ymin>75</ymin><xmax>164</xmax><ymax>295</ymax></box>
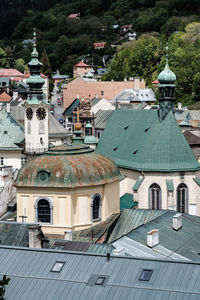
<box><xmin>119</xmin><ymin>168</ymin><xmax>200</xmax><ymax>216</ymax></box>
<box><xmin>0</xmin><ymin>151</ymin><xmax>27</xmax><ymax>170</ymax></box>
<box><xmin>17</xmin><ymin>182</ymin><xmax>120</xmax><ymax>235</ymax></box>
<box><xmin>104</xmin><ymin>180</ymin><xmax>120</xmax><ymax>219</ymax></box>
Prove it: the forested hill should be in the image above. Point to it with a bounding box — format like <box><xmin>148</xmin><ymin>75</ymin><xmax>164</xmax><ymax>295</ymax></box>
<box><xmin>1</xmin><ymin>0</ymin><xmax>200</xmax><ymax>76</ymax></box>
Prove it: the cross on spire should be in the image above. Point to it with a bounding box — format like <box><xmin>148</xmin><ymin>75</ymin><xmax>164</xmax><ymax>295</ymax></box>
<box><xmin>73</xmin><ymin>106</ymin><xmax>82</xmax><ymax>122</ymax></box>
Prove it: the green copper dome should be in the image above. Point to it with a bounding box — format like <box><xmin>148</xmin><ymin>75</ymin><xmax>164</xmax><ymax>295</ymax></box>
<box><xmin>158</xmin><ymin>57</ymin><xmax>176</xmax><ymax>84</ymax></box>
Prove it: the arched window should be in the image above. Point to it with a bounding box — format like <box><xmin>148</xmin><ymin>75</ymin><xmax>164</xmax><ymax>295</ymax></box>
<box><xmin>177</xmin><ymin>183</ymin><xmax>188</xmax><ymax>213</ymax></box>
<box><xmin>35</xmin><ymin>197</ymin><xmax>53</xmax><ymax>223</ymax></box>
<box><xmin>149</xmin><ymin>183</ymin><xmax>161</xmax><ymax>210</ymax></box>
<box><xmin>91</xmin><ymin>194</ymin><xmax>102</xmax><ymax>221</ymax></box>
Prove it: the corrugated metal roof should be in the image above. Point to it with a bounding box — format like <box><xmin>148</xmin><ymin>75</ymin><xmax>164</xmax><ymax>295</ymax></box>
<box><xmin>94</xmin><ymin>110</ymin><xmax>113</xmax><ymax>129</ymax></box>
<box><xmin>107</xmin><ymin>209</ymin><xmax>166</xmax><ymax>243</ymax></box>
<box><xmin>97</xmin><ymin>109</ymin><xmax>200</xmax><ymax>172</ymax></box>
<box><xmin>126</xmin><ymin>210</ymin><xmax>200</xmax><ymax>261</ymax></box>
<box><xmin>1</xmin><ymin>246</ymin><xmax>200</xmax><ymax>300</ymax></box>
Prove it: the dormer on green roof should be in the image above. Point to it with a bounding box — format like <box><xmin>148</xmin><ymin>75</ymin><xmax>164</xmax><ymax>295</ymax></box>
<box><xmin>158</xmin><ymin>47</ymin><xmax>177</xmax><ymax>122</ymax></box>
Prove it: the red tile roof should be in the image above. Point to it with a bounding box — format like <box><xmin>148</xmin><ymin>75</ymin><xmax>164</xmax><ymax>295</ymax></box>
<box><xmin>120</xmin><ymin>25</ymin><xmax>132</xmax><ymax>29</ymax></box>
<box><xmin>93</xmin><ymin>42</ymin><xmax>107</xmax><ymax>48</ymax></box>
<box><xmin>74</xmin><ymin>61</ymin><xmax>90</xmax><ymax>67</ymax></box>
<box><xmin>152</xmin><ymin>79</ymin><xmax>159</xmax><ymax>84</ymax></box>
<box><xmin>0</xmin><ymin>92</ymin><xmax>12</xmax><ymax>102</ymax></box>
<box><xmin>68</xmin><ymin>13</ymin><xmax>80</xmax><ymax>19</ymax></box>
<box><xmin>0</xmin><ymin>69</ymin><xmax>24</xmax><ymax>77</ymax></box>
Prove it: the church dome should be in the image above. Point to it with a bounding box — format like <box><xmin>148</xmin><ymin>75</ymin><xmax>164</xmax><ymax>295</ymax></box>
<box><xmin>158</xmin><ymin>58</ymin><xmax>176</xmax><ymax>84</ymax></box>
<box><xmin>15</xmin><ymin>143</ymin><xmax>121</xmax><ymax>188</ymax></box>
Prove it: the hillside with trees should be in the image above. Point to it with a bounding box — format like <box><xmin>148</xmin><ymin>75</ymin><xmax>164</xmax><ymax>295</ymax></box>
<box><xmin>1</xmin><ymin>0</ymin><xmax>200</xmax><ymax>103</ymax></box>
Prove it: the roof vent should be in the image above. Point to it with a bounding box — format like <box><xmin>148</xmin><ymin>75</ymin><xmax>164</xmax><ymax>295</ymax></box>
<box><xmin>147</xmin><ymin>229</ymin><xmax>159</xmax><ymax>248</ymax></box>
<box><xmin>173</xmin><ymin>213</ymin><xmax>182</xmax><ymax>231</ymax></box>
<box><xmin>113</xmin><ymin>146</ymin><xmax>118</xmax><ymax>151</ymax></box>
<box><xmin>133</xmin><ymin>149</ymin><xmax>138</xmax><ymax>154</ymax></box>
<box><xmin>145</xmin><ymin>127</ymin><xmax>149</xmax><ymax>132</ymax></box>
<box><xmin>124</xmin><ymin>125</ymin><xmax>128</xmax><ymax>130</ymax></box>
<box><xmin>113</xmin><ymin>247</ymin><xmax>125</xmax><ymax>256</ymax></box>
<box><xmin>4</xmin><ymin>131</ymin><xmax>8</xmax><ymax>134</ymax></box>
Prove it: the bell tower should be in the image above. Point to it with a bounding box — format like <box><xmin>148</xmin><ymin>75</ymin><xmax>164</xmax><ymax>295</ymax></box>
<box><xmin>24</xmin><ymin>28</ymin><xmax>49</xmax><ymax>154</ymax></box>
<box><xmin>158</xmin><ymin>47</ymin><xmax>176</xmax><ymax>122</ymax></box>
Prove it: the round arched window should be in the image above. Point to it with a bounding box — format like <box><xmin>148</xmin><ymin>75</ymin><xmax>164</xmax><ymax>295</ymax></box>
<box><xmin>91</xmin><ymin>194</ymin><xmax>102</xmax><ymax>221</ymax></box>
<box><xmin>37</xmin><ymin>199</ymin><xmax>51</xmax><ymax>223</ymax></box>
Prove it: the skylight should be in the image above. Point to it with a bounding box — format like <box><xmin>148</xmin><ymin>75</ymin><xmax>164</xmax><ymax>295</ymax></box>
<box><xmin>139</xmin><ymin>269</ymin><xmax>153</xmax><ymax>281</ymax></box>
<box><xmin>95</xmin><ymin>276</ymin><xmax>106</xmax><ymax>285</ymax></box>
<box><xmin>51</xmin><ymin>261</ymin><xmax>65</xmax><ymax>273</ymax></box>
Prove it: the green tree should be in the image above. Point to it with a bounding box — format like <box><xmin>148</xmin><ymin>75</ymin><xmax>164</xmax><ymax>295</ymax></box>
<box><xmin>0</xmin><ymin>48</ymin><xmax>8</xmax><ymax>68</ymax></box>
<box><xmin>41</xmin><ymin>49</ymin><xmax>53</xmax><ymax>92</ymax></box>
<box><xmin>14</xmin><ymin>58</ymin><xmax>28</xmax><ymax>73</ymax></box>
<box><xmin>5</xmin><ymin>46</ymin><xmax>15</xmax><ymax>68</ymax></box>
<box><xmin>0</xmin><ymin>275</ymin><xmax>10</xmax><ymax>300</ymax></box>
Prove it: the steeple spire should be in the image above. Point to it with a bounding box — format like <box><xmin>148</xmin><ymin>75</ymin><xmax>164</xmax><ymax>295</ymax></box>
<box><xmin>158</xmin><ymin>46</ymin><xmax>176</xmax><ymax>122</ymax></box>
<box><xmin>26</xmin><ymin>28</ymin><xmax>46</xmax><ymax>104</ymax></box>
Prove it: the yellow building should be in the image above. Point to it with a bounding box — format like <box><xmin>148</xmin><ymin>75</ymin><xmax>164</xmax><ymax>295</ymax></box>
<box><xmin>15</xmin><ymin>142</ymin><xmax>121</xmax><ymax>236</ymax></box>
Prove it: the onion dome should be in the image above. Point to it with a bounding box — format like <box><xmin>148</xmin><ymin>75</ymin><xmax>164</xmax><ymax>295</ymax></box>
<box><xmin>158</xmin><ymin>48</ymin><xmax>176</xmax><ymax>84</ymax></box>
<box><xmin>15</xmin><ymin>143</ymin><xmax>122</xmax><ymax>188</ymax></box>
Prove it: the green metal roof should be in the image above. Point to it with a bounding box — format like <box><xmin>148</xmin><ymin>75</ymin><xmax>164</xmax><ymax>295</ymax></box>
<box><xmin>63</xmin><ymin>98</ymin><xmax>80</xmax><ymax>116</ymax></box>
<box><xmin>120</xmin><ymin>193</ymin><xmax>137</xmax><ymax>210</ymax></box>
<box><xmin>84</xmin><ymin>135</ymin><xmax>97</xmax><ymax>144</ymax></box>
<box><xmin>166</xmin><ymin>179</ymin><xmax>174</xmax><ymax>191</ymax></box>
<box><xmin>97</xmin><ymin>109</ymin><xmax>200</xmax><ymax>172</ymax></box>
<box><xmin>126</xmin><ymin>210</ymin><xmax>200</xmax><ymax>261</ymax></box>
<box><xmin>193</xmin><ymin>177</ymin><xmax>200</xmax><ymax>186</ymax></box>
<box><xmin>132</xmin><ymin>176</ymin><xmax>144</xmax><ymax>191</ymax></box>
<box><xmin>0</xmin><ymin>109</ymin><xmax>24</xmax><ymax>150</ymax></box>
<box><xmin>158</xmin><ymin>57</ymin><xmax>176</xmax><ymax>84</ymax></box>
<box><xmin>15</xmin><ymin>144</ymin><xmax>122</xmax><ymax>188</ymax></box>
<box><xmin>107</xmin><ymin>209</ymin><xmax>166</xmax><ymax>243</ymax></box>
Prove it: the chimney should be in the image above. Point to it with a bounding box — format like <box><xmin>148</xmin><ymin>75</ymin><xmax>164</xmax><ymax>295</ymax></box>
<box><xmin>178</xmin><ymin>102</ymin><xmax>182</xmax><ymax>110</ymax></box>
<box><xmin>147</xmin><ymin>229</ymin><xmax>159</xmax><ymax>248</ymax></box>
<box><xmin>6</xmin><ymin>102</ymin><xmax>10</xmax><ymax>114</ymax></box>
<box><xmin>64</xmin><ymin>230</ymin><xmax>72</xmax><ymax>241</ymax></box>
<box><xmin>173</xmin><ymin>213</ymin><xmax>182</xmax><ymax>231</ymax></box>
<box><xmin>113</xmin><ymin>247</ymin><xmax>125</xmax><ymax>256</ymax></box>
<box><xmin>29</xmin><ymin>225</ymin><xmax>42</xmax><ymax>248</ymax></box>
<box><xmin>134</xmin><ymin>77</ymin><xmax>140</xmax><ymax>90</ymax></box>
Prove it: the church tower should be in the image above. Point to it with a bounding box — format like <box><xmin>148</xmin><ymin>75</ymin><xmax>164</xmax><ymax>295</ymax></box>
<box><xmin>158</xmin><ymin>47</ymin><xmax>176</xmax><ymax>122</ymax></box>
<box><xmin>24</xmin><ymin>29</ymin><xmax>49</xmax><ymax>154</ymax></box>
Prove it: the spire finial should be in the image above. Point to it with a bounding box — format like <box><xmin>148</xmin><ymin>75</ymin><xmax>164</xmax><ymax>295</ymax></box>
<box><xmin>165</xmin><ymin>44</ymin><xmax>169</xmax><ymax>66</ymax></box>
<box><xmin>33</xmin><ymin>28</ymin><xmax>36</xmax><ymax>47</ymax></box>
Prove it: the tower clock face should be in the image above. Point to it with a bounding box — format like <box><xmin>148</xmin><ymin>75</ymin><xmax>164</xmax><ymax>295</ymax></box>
<box><xmin>26</xmin><ymin>107</ymin><xmax>33</xmax><ymax>120</ymax></box>
<box><xmin>36</xmin><ymin>108</ymin><xmax>46</xmax><ymax>120</ymax></box>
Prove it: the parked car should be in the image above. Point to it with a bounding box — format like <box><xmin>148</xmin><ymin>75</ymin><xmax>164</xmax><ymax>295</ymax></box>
<box><xmin>50</xmin><ymin>104</ymin><xmax>54</xmax><ymax>114</ymax></box>
<box><xmin>57</xmin><ymin>98</ymin><xmax>61</xmax><ymax>105</ymax></box>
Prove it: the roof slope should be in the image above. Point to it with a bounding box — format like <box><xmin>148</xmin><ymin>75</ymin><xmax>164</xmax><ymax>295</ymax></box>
<box><xmin>108</xmin><ymin>209</ymin><xmax>166</xmax><ymax>243</ymax></box>
<box><xmin>126</xmin><ymin>210</ymin><xmax>200</xmax><ymax>261</ymax></box>
<box><xmin>0</xmin><ymin>109</ymin><xmax>24</xmax><ymax>150</ymax></box>
<box><xmin>94</xmin><ymin>110</ymin><xmax>113</xmax><ymax>129</ymax></box>
<box><xmin>0</xmin><ymin>221</ymin><xmax>37</xmax><ymax>247</ymax></box>
<box><xmin>1</xmin><ymin>246</ymin><xmax>200</xmax><ymax>299</ymax></box>
<box><xmin>97</xmin><ymin>109</ymin><xmax>200</xmax><ymax>172</ymax></box>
